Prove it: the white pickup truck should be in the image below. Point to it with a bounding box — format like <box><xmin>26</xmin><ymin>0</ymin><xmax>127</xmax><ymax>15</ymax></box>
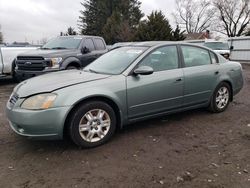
<box><xmin>203</xmin><ymin>40</ymin><xmax>233</xmax><ymax>59</ymax></box>
<box><xmin>0</xmin><ymin>47</ymin><xmax>37</xmax><ymax>79</ymax></box>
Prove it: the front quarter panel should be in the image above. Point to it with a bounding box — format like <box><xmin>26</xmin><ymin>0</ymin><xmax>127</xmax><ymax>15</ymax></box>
<box><xmin>53</xmin><ymin>75</ymin><xmax>128</xmax><ymax>124</ymax></box>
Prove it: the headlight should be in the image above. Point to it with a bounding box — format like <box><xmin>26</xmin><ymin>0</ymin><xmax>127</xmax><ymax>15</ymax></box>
<box><xmin>21</xmin><ymin>93</ymin><xmax>57</xmax><ymax>110</ymax></box>
<box><xmin>46</xmin><ymin>57</ymin><xmax>62</xmax><ymax>68</ymax></box>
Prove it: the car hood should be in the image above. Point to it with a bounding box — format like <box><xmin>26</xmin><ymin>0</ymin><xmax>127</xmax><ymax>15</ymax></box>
<box><xmin>14</xmin><ymin>70</ymin><xmax>111</xmax><ymax>98</ymax></box>
<box><xmin>17</xmin><ymin>49</ymin><xmax>78</xmax><ymax>58</ymax></box>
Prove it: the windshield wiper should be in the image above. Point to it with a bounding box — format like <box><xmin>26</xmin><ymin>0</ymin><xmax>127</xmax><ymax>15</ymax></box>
<box><xmin>87</xmin><ymin>69</ymin><xmax>101</xmax><ymax>74</ymax></box>
<box><xmin>51</xmin><ymin>47</ymin><xmax>68</xmax><ymax>50</ymax></box>
<box><xmin>84</xmin><ymin>69</ymin><xmax>114</xmax><ymax>75</ymax></box>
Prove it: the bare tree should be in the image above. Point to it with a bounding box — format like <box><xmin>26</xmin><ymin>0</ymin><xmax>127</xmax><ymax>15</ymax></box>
<box><xmin>173</xmin><ymin>0</ymin><xmax>214</xmax><ymax>33</ymax></box>
<box><xmin>213</xmin><ymin>0</ymin><xmax>250</xmax><ymax>37</ymax></box>
<box><xmin>40</xmin><ymin>38</ymin><xmax>48</xmax><ymax>45</ymax></box>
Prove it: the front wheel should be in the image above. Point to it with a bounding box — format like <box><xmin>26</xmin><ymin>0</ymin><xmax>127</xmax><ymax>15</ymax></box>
<box><xmin>66</xmin><ymin>66</ymin><xmax>79</xmax><ymax>70</ymax></box>
<box><xmin>11</xmin><ymin>61</ymin><xmax>19</xmax><ymax>83</ymax></box>
<box><xmin>209</xmin><ymin>82</ymin><xmax>231</xmax><ymax>113</ymax></box>
<box><xmin>68</xmin><ymin>101</ymin><xmax>117</xmax><ymax>148</ymax></box>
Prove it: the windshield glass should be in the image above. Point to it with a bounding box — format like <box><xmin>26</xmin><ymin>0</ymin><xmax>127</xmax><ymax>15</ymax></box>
<box><xmin>204</xmin><ymin>42</ymin><xmax>229</xmax><ymax>50</ymax></box>
<box><xmin>42</xmin><ymin>37</ymin><xmax>82</xmax><ymax>49</ymax></box>
<box><xmin>84</xmin><ymin>46</ymin><xmax>147</xmax><ymax>75</ymax></box>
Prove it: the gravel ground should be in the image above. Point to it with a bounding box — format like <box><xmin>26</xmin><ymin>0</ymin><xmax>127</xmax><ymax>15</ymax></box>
<box><xmin>0</xmin><ymin>65</ymin><xmax>250</xmax><ymax>188</ymax></box>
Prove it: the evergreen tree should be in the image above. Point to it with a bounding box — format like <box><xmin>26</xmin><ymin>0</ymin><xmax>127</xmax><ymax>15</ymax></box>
<box><xmin>172</xmin><ymin>25</ymin><xmax>186</xmax><ymax>41</ymax></box>
<box><xmin>60</xmin><ymin>27</ymin><xmax>77</xmax><ymax>36</ymax></box>
<box><xmin>135</xmin><ymin>11</ymin><xmax>173</xmax><ymax>41</ymax></box>
<box><xmin>78</xmin><ymin>0</ymin><xmax>143</xmax><ymax>44</ymax></box>
<box><xmin>67</xmin><ymin>27</ymin><xmax>77</xmax><ymax>35</ymax></box>
<box><xmin>102</xmin><ymin>11</ymin><xmax>122</xmax><ymax>44</ymax></box>
<box><xmin>79</xmin><ymin>0</ymin><xmax>104</xmax><ymax>35</ymax></box>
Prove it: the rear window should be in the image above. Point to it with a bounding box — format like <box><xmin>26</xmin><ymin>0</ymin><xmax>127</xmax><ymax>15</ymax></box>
<box><xmin>94</xmin><ymin>39</ymin><xmax>106</xmax><ymax>50</ymax></box>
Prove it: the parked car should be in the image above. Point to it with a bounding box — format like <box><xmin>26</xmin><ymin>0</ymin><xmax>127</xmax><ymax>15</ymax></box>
<box><xmin>6</xmin><ymin>42</ymin><xmax>243</xmax><ymax>148</ymax></box>
<box><xmin>14</xmin><ymin>35</ymin><xmax>108</xmax><ymax>81</ymax></box>
<box><xmin>0</xmin><ymin>47</ymin><xmax>38</xmax><ymax>79</ymax></box>
<box><xmin>203</xmin><ymin>40</ymin><xmax>233</xmax><ymax>59</ymax></box>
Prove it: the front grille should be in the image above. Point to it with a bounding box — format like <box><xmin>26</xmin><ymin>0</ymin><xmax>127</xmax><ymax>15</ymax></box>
<box><xmin>16</xmin><ymin>56</ymin><xmax>51</xmax><ymax>71</ymax></box>
<box><xmin>17</xmin><ymin>56</ymin><xmax>44</xmax><ymax>61</ymax></box>
<box><xmin>9</xmin><ymin>93</ymin><xmax>19</xmax><ymax>106</ymax></box>
<box><xmin>17</xmin><ymin>63</ymin><xmax>45</xmax><ymax>71</ymax></box>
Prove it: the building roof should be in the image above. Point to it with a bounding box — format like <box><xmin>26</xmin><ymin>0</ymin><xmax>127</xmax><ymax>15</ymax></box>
<box><xmin>184</xmin><ymin>32</ymin><xmax>209</xmax><ymax>40</ymax></box>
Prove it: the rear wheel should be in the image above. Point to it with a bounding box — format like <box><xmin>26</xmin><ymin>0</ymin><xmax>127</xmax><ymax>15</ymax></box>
<box><xmin>68</xmin><ymin>101</ymin><xmax>116</xmax><ymax>148</ymax></box>
<box><xmin>209</xmin><ymin>82</ymin><xmax>231</xmax><ymax>113</ymax></box>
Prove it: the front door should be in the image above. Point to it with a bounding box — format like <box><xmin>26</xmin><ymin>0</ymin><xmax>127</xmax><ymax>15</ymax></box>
<box><xmin>126</xmin><ymin>45</ymin><xmax>184</xmax><ymax>119</ymax></box>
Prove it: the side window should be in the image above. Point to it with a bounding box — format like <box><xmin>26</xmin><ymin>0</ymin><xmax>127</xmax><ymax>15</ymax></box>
<box><xmin>210</xmin><ymin>51</ymin><xmax>218</xmax><ymax>64</ymax></box>
<box><xmin>181</xmin><ymin>46</ymin><xmax>211</xmax><ymax>67</ymax></box>
<box><xmin>94</xmin><ymin>39</ymin><xmax>105</xmax><ymax>50</ymax></box>
<box><xmin>139</xmin><ymin>46</ymin><xmax>179</xmax><ymax>72</ymax></box>
<box><xmin>84</xmin><ymin>39</ymin><xmax>95</xmax><ymax>51</ymax></box>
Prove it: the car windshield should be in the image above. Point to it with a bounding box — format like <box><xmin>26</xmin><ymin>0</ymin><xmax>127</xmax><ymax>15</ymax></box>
<box><xmin>204</xmin><ymin>42</ymin><xmax>229</xmax><ymax>50</ymax></box>
<box><xmin>84</xmin><ymin>46</ymin><xmax>148</xmax><ymax>75</ymax></box>
<box><xmin>42</xmin><ymin>37</ymin><xmax>82</xmax><ymax>49</ymax></box>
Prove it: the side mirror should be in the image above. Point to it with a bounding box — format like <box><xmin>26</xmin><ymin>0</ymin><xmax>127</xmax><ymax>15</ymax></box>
<box><xmin>133</xmin><ymin>66</ymin><xmax>154</xmax><ymax>76</ymax></box>
<box><xmin>230</xmin><ymin>46</ymin><xmax>234</xmax><ymax>50</ymax></box>
<box><xmin>81</xmin><ymin>46</ymin><xmax>90</xmax><ymax>54</ymax></box>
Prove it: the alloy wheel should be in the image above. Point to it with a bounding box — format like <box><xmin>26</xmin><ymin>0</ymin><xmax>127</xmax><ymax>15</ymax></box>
<box><xmin>215</xmin><ymin>86</ymin><xmax>229</xmax><ymax>109</ymax></box>
<box><xmin>78</xmin><ymin>109</ymin><xmax>111</xmax><ymax>143</ymax></box>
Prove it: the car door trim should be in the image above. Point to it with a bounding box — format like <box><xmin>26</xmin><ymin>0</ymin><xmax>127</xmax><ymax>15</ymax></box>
<box><xmin>129</xmin><ymin>95</ymin><xmax>183</xmax><ymax>109</ymax></box>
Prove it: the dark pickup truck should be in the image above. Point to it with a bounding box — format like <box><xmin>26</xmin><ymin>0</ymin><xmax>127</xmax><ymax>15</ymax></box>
<box><xmin>14</xmin><ymin>35</ymin><xmax>108</xmax><ymax>81</ymax></box>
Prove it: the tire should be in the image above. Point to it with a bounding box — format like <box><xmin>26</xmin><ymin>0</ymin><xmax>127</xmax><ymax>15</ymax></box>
<box><xmin>68</xmin><ymin>101</ymin><xmax>117</xmax><ymax>148</ymax></box>
<box><xmin>209</xmin><ymin>82</ymin><xmax>231</xmax><ymax>113</ymax></box>
<box><xmin>66</xmin><ymin>66</ymin><xmax>79</xmax><ymax>70</ymax></box>
<box><xmin>11</xmin><ymin>61</ymin><xmax>19</xmax><ymax>83</ymax></box>
<box><xmin>12</xmin><ymin>71</ymin><xmax>19</xmax><ymax>83</ymax></box>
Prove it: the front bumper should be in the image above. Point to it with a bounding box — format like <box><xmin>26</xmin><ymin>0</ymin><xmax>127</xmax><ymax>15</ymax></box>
<box><xmin>15</xmin><ymin>68</ymin><xmax>60</xmax><ymax>80</ymax></box>
<box><xmin>6</xmin><ymin>105</ymin><xmax>71</xmax><ymax>140</ymax></box>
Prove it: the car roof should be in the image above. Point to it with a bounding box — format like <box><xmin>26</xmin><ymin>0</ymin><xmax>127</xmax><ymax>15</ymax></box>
<box><xmin>58</xmin><ymin>35</ymin><xmax>104</xmax><ymax>39</ymax></box>
<box><xmin>119</xmin><ymin>41</ymin><xmax>203</xmax><ymax>48</ymax></box>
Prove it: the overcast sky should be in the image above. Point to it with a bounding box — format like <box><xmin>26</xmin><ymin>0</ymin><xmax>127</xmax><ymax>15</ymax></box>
<box><xmin>0</xmin><ymin>0</ymin><xmax>176</xmax><ymax>43</ymax></box>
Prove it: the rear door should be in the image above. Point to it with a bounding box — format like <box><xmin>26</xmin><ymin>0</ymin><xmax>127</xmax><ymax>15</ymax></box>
<box><xmin>80</xmin><ymin>38</ymin><xmax>97</xmax><ymax>67</ymax></box>
<box><xmin>180</xmin><ymin>45</ymin><xmax>219</xmax><ymax>107</ymax></box>
<box><xmin>93</xmin><ymin>38</ymin><xmax>108</xmax><ymax>58</ymax></box>
<box><xmin>126</xmin><ymin>45</ymin><xmax>184</xmax><ymax>119</ymax></box>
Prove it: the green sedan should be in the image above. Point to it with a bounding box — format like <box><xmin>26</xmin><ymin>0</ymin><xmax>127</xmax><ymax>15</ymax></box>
<box><xmin>6</xmin><ymin>42</ymin><xmax>243</xmax><ymax>148</ymax></box>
